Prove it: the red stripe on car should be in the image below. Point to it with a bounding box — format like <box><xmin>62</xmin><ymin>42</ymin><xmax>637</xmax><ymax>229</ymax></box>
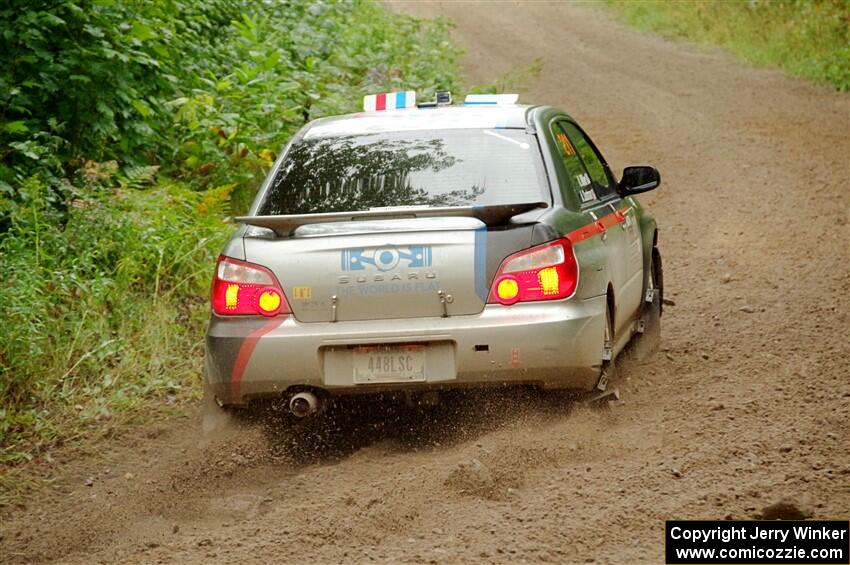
<box><xmin>565</xmin><ymin>204</ymin><xmax>631</xmax><ymax>244</ymax></box>
<box><xmin>230</xmin><ymin>318</ymin><xmax>285</xmax><ymax>399</ymax></box>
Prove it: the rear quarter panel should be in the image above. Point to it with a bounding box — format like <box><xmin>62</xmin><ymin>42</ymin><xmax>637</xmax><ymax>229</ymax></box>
<box><xmin>537</xmin><ymin>208</ymin><xmax>610</xmax><ymax>300</ymax></box>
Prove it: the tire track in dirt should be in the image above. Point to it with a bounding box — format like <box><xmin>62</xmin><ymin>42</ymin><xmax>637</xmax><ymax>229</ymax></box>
<box><xmin>2</xmin><ymin>3</ymin><xmax>847</xmax><ymax>564</ymax></box>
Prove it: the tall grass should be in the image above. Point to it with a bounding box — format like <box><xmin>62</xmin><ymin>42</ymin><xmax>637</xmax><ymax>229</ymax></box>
<box><xmin>0</xmin><ymin>172</ymin><xmax>230</xmax><ymax>465</ymax></box>
<box><xmin>603</xmin><ymin>0</ymin><xmax>850</xmax><ymax>91</ymax></box>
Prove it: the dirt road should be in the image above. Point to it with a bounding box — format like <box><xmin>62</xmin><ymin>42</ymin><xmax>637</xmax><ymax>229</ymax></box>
<box><xmin>2</xmin><ymin>3</ymin><xmax>848</xmax><ymax>563</ymax></box>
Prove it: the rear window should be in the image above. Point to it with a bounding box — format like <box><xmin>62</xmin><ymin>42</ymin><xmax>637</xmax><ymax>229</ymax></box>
<box><xmin>256</xmin><ymin>128</ymin><xmax>549</xmax><ymax>215</ymax></box>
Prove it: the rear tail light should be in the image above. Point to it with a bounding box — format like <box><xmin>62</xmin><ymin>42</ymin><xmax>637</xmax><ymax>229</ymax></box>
<box><xmin>211</xmin><ymin>256</ymin><xmax>289</xmax><ymax>316</ymax></box>
<box><xmin>488</xmin><ymin>239</ymin><xmax>578</xmax><ymax>305</ymax></box>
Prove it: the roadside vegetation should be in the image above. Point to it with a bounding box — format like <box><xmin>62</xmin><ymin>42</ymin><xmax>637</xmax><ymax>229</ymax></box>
<box><xmin>603</xmin><ymin>0</ymin><xmax>850</xmax><ymax>91</ymax></box>
<box><xmin>0</xmin><ymin>0</ymin><xmax>463</xmax><ymax>497</ymax></box>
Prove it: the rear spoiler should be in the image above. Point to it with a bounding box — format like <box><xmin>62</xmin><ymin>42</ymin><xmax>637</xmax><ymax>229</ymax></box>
<box><xmin>235</xmin><ymin>202</ymin><xmax>547</xmax><ymax>236</ymax></box>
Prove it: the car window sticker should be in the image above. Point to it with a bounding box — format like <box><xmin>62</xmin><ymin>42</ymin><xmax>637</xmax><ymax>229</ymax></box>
<box><xmin>555</xmin><ymin>131</ymin><xmax>576</xmax><ymax>156</ymax></box>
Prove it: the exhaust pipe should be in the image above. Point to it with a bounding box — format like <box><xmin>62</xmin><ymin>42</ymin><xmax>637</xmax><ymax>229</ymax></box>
<box><xmin>289</xmin><ymin>391</ymin><xmax>320</xmax><ymax>418</ymax></box>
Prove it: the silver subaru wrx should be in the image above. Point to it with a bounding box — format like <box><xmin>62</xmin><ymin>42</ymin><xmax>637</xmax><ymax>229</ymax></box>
<box><xmin>203</xmin><ymin>91</ymin><xmax>662</xmax><ymax>427</ymax></box>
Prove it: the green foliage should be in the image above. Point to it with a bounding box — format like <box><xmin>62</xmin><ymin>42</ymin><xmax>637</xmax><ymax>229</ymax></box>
<box><xmin>0</xmin><ymin>0</ymin><xmax>464</xmax><ymax>471</ymax></box>
<box><xmin>0</xmin><ymin>1</ymin><xmax>240</xmax><ymax>183</ymax></box>
<box><xmin>603</xmin><ymin>0</ymin><xmax>850</xmax><ymax>91</ymax></box>
<box><xmin>0</xmin><ymin>173</ymin><xmax>230</xmax><ymax>462</ymax></box>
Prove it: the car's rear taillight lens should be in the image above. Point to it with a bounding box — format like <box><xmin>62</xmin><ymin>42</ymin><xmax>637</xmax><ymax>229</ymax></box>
<box><xmin>211</xmin><ymin>256</ymin><xmax>289</xmax><ymax>316</ymax></box>
<box><xmin>487</xmin><ymin>239</ymin><xmax>578</xmax><ymax>305</ymax></box>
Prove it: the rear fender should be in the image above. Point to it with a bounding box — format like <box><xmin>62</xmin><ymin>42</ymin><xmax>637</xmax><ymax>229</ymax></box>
<box><xmin>537</xmin><ymin>207</ymin><xmax>609</xmax><ymax>300</ymax></box>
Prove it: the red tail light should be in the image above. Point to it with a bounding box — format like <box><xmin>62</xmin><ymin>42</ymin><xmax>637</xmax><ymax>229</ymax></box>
<box><xmin>487</xmin><ymin>239</ymin><xmax>578</xmax><ymax>305</ymax></box>
<box><xmin>211</xmin><ymin>256</ymin><xmax>289</xmax><ymax>316</ymax></box>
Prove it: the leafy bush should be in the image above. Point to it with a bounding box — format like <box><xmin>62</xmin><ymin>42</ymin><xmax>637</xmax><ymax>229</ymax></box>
<box><xmin>604</xmin><ymin>0</ymin><xmax>850</xmax><ymax>91</ymax></box>
<box><xmin>0</xmin><ymin>1</ymin><xmax>242</xmax><ymax>185</ymax></box>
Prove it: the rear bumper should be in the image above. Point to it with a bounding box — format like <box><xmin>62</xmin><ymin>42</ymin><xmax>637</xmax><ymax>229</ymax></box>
<box><xmin>204</xmin><ymin>295</ymin><xmax>607</xmax><ymax>405</ymax></box>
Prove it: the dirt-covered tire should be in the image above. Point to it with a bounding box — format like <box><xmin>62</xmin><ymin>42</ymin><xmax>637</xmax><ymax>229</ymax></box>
<box><xmin>631</xmin><ymin>246</ymin><xmax>663</xmax><ymax>361</ymax></box>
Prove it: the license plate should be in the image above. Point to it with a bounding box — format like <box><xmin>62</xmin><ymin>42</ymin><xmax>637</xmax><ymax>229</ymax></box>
<box><xmin>352</xmin><ymin>344</ymin><xmax>426</xmax><ymax>383</ymax></box>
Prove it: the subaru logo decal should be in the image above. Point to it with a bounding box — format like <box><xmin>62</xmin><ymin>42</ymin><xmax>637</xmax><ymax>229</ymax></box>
<box><xmin>341</xmin><ymin>245</ymin><xmax>433</xmax><ymax>272</ymax></box>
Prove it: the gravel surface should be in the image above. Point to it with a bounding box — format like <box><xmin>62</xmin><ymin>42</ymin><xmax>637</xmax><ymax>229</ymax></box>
<box><xmin>2</xmin><ymin>3</ymin><xmax>848</xmax><ymax>564</ymax></box>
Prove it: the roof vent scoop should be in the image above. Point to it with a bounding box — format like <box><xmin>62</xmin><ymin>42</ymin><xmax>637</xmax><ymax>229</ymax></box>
<box><xmin>417</xmin><ymin>90</ymin><xmax>452</xmax><ymax>108</ymax></box>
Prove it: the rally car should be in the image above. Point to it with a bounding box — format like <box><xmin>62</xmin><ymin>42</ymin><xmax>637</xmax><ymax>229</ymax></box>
<box><xmin>203</xmin><ymin>91</ymin><xmax>662</xmax><ymax>426</ymax></box>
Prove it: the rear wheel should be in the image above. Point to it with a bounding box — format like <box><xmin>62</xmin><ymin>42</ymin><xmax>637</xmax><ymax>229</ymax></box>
<box><xmin>632</xmin><ymin>246</ymin><xmax>663</xmax><ymax>360</ymax></box>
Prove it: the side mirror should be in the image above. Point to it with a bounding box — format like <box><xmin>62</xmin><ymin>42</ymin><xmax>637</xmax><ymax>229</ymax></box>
<box><xmin>618</xmin><ymin>166</ymin><xmax>660</xmax><ymax>196</ymax></box>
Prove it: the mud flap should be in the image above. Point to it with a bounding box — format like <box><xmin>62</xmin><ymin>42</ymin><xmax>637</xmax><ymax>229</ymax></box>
<box><xmin>586</xmin><ymin>387</ymin><xmax>620</xmax><ymax>406</ymax></box>
<box><xmin>596</xmin><ymin>361</ymin><xmax>612</xmax><ymax>391</ymax></box>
